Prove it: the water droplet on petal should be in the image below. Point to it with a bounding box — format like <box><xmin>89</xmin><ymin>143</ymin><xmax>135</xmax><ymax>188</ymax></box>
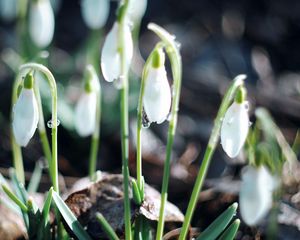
<box><xmin>227</xmin><ymin>117</ymin><xmax>234</xmax><ymax>125</ymax></box>
<box><xmin>170</xmin><ymin>35</ymin><xmax>176</xmax><ymax>40</ymax></box>
<box><xmin>244</xmin><ymin>101</ymin><xmax>249</xmax><ymax>111</ymax></box>
<box><xmin>114</xmin><ymin>75</ymin><xmax>125</xmax><ymax>89</ymax></box>
<box><xmin>47</xmin><ymin>119</ymin><xmax>60</xmax><ymax>128</ymax></box>
<box><xmin>142</xmin><ymin>108</ymin><xmax>150</xmax><ymax>128</ymax></box>
<box><xmin>248</xmin><ymin>121</ymin><xmax>253</xmax><ymax>127</ymax></box>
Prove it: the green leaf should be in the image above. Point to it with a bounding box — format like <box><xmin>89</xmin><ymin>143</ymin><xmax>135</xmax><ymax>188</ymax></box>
<box><xmin>132</xmin><ymin>179</ymin><xmax>142</xmax><ymax>205</ymax></box>
<box><xmin>96</xmin><ymin>212</ymin><xmax>120</xmax><ymax>240</ymax></box>
<box><xmin>196</xmin><ymin>203</ymin><xmax>238</xmax><ymax>240</ymax></box>
<box><xmin>9</xmin><ymin>168</ymin><xmax>28</xmax><ymax>204</ymax></box>
<box><xmin>1</xmin><ymin>184</ymin><xmax>28</xmax><ymax>212</ymax></box>
<box><xmin>52</xmin><ymin>191</ymin><xmax>92</xmax><ymax>240</ymax></box>
<box><xmin>218</xmin><ymin>219</ymin><xmax>240</xmax><ymax>240</ymax></box>
<box><xmin>27</xmin><ymin>160</ymin><xmax>43</xmax><ymax>193</ymax></box>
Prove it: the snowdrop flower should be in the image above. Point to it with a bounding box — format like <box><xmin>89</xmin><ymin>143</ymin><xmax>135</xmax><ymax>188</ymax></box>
<box><xmin>240</xmin><ymin>165</ymin><xmax>276</xmax><ymax>226</ymax></box>
<box><xmin>13</xmin><ymin>73</ymin><xmax>39</xmax><ymax>147</ymax></box>
<box><xmin>127</xmin><ymin>0</ymin><xmax>147</xmax><ymax>23</ymax></box>
<box><xmin>75</xmin><ymin>67</ymin><xmax>98</xmax><ymax>137</ymax></box>
<box><xmin>221</xmin><ymin>87</ymin><xmax>249</xmax><ymax>158</ymax></box>
<box><xmin>101</xmin><ymin>21</ymin><xmax>133</xmax><ymax>83</ymax></box>
<box><xmin>143</xmin><ymin>48</ymin><xmax>171</xmax><ymax>124</ymax></box>
<box><xmin>29</xmin><ymin>0</ymin><xmax>55</xmax><ymax>48</ymax></box>
<box><xmin>81</xmin><ymin>0</ymin><xmax>109</xmax><ymax>29</ymax></box>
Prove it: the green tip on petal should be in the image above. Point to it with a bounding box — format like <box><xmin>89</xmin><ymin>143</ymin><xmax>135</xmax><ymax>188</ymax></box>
<box><xmin>151</xmin><ymin>48</ymin><xmax>165</xmax><ymax>68</ymax></box>
<box><xmin>84</xmin><ymin>66</ymin><xmax>95</xmax><ymax>93</ymax></box>
<box><xmin>17</xmin><ymin>83</ymin><xmax>23</xmax><ymax>97</ymax></box>
<box><xmin>23</xmin><ymin>73</ymin><xmax>34</xmax><ymax>89</ymax></box>
<box><xmin>235</xmin><ymin>86</ymin><xmax>247</xmax><ymax>104</ymax></box>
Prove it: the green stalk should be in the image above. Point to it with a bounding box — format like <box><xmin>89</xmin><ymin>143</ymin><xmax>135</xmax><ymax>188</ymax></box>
<box><xmin>33</xmin><ymin>74</ymin><xmax>52</xmax><ymax>178</ymax></box>
<box><xmin>178</xmin><ymin>75</ymin><xmax>246</xmax><ymax>240</ymax></box>
<box><xmin>11</xmin><ymin>73</ymin><xmax>25</xmax><ymax>184</ymax></box>
<box><xmin>118</xmin><ymin>1</ymin><xmax>132</xmax><ymax>239</ymax></box>
<box><xmin>19</xmin><ymin>63</ymin><xmax>59</xmax><ymax>193</ymax></box>
<box><xmin>146</xmin><ymin>23</ymin><xmax>182</xmax><ymax>240</ymax></box>
<box><xmin>88</xmin><ymin>67</ymin><xmax>102</xmax><ymax>180</ymax></box>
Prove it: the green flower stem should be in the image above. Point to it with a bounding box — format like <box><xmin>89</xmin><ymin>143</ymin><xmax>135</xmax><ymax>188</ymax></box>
<box><xmin>11</xmin><ymin>73</ymin><xmax>25</xmax><ymax>184</ymax></box>
<box><xmin>178</xmin><ymin>75</ymin><xmax>246</xmax><ymax>240</ymax></box>
<box><xmin>19</xmin><ymin>63</ymin><xmax>59</xmax><ymax>193</ymax></box>
<box><xmin>33</xmin><ymin>75</ymin><xmax>52</xmax><ymax>178</ymax></box>
<box><xmin>136</xmin><ymin>42</ymin><xmax>164</xmax><ymax>196</ymax></box>
<box><xmin>147</xmin><ymin>23</ymin><xmax>182</xmax><ymax>240</ymax></box>
<box><xmin>118</xmin><ymin>0</ymin><xmax>132</xmax><ymax>239</ymax></box>
<box><xmin>89</xmin><ymin>69</ymin><xmax>102</xmax><ymax>181</ymax></box>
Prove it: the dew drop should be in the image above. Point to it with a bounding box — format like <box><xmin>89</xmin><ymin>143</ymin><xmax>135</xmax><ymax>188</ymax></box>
<box><xmin>248</xmin><ymin>121</ymin><xmax>253</xmax><ymax>127</ymax></box>
<box><xmin>47</xmin><ymin>119</ymin><xmax>60</xmax><ymax>128</ymax></box>
<box><xmin>142</xmin><ymin>108</ymin><xmax>150</xmax><ymax>128</ymax></box>
<box><xmin>175</xmin><ymin>42</ymin><xmax>181</xmax><ymax>50</ymax></box>
<box><xmin>170</xmin><ymin>35</ymin><xmax>176</xmax><ymax>40</ymax></box>
<box><xmin>244</xmin><ymin>101</ymin><xmax>249</xmax><ymax>111</ymax></box>
<box><xmin>114</xmin><ymin>75</ymin><xmax>125</xmax><ymax>89</ymax></box>
<box><xmin>226</xmin><ymin>117</ymin><xmax>234</xmax><ymax>125</ymax></box>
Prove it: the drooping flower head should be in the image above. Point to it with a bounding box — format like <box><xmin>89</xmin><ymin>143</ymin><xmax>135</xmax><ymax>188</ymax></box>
<box><xmin>13</xmin><ymin>73</ymin><xmax>39</xmax><ymax>147</ymax></box>
<box><xmin>81</xmin><ymin>0</ymin><xmax>110</xmax><ymax>30</ymax></box>
<box><xmin>100</xmin><ymin>15</ymin><xmax>133</xmax><ymax>83</ymax></box>
<box><xmin>29</xmin><ymin>0</ymin><xmax>55</xmax><ymax>48</ymax></box>
<box><xmin>239</xmin><ymin>165</ymin><xmax>277</xmax><ymax>226</ymax></box>
<box><xmin>75</xmin><ymin>65</ymin><xmax>99</xmax><ymax>137</ymax></box>
<box><xmin>143</xmin><ymin>47</ymin><xmax>171</xmax><ymax>124</ymax></box>
<box><xmin>221</xmin><ymin>86</ymin><xmax>249</xmax><ymax>158</ymax></box>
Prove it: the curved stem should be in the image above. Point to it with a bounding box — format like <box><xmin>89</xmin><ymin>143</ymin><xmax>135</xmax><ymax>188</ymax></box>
<box><xmin>11</xmin><ymin>73</ymin><xmax>25</xmax><ymax>184</ymax></box>
<box><xmin>19</xmin><ymin>63</ymin><xmax>59</xmax><ymax>193</ymax></box>
<box><xmin>147</xmin><ymin>23</ymin><xmax>182</xmax><ymax>240</ymax></box>
<box><xmin>118</xmin><ymin>0</ymin><xmax>132</xmax><ymax>239</ymax></box>
<box><xmin>89</xmin><ymin>68</ymin><xmax>102</xmax><ymax>180</ymax></box>
<box><xmin>33</xmin><ymin>74</ymin><xmax>52</xmax><ymax>179</ymax></box>
<box><xmin>178</xmin><ymin>75</ymin><xmax>246</xmax><ymax>240</ymax></box>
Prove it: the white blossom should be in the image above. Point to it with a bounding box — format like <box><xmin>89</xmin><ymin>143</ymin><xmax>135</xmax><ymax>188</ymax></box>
<box><xmin>240</xmin><ymin>165</ymin><xmax>276</xmax><ymax>226</ymax></box>
<box><xmin>101</xmin><ymin>22</ymin><xmax>133</xmax><ymax>83</ymax></box>
<box><xmin>143</xmin><ymin>66</ymin><xmax>171</xmax><ymax>124</ymax></box>
<box><xmin>81</xmin><ymin>0</ymin><xmax>109</xmax><ymax>29</ymax></box>
<box><xmin>221</xmin><ymin>101</ymin><xmax>249</xmax><ymax>158</ymax></box>
<box><xmin>29</xmin><ymin>0</ymin><xmax>55</xmax><ymax>48</ymax></box>
<box><xmin>127</xmin><ymin>0</ymin><xmax>147</xmax><ymax>23</ymax></box>
<box><xmin>75</xmin><ymin>92</ymin><xmax>97</xmax><ymax>137</ymax></box>
<box><xmin>13</xmin><ymin>89</ymin><xmax>39</xmax><ymax>147</ymax></box>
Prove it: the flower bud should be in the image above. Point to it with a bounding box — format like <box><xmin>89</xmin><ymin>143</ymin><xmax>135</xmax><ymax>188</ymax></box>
<box><xmin>12</xmin><ymin>74</ymin><xmax>39</xmax><ymax>147</ymax></box>
<box><xmin>239</xmin><ymin>165</ymin><xmax>276</xmax><ymax>226</ymax></box>
<box><xmin>81</xmin><ymin>0</ymin><xmax>109</xmax><ymax>30</ymax></box>
<box><xmin>74</xmin><ymin>67</ymin><xmax>99</xmax><ymax>137</ymax></box>
<box><xmin>29</xmin><ymin>0</ymin><xmax>55</xmax><ymax>48</ymax></box>
<box><xmin>101</xmin><ymin>22</ymin><xmax>133</xmax><ymax>83</ymax></box>
<box><xmin>220</xmin><ymin>99</ymin><xmax>249</xmax><ymax>158</ymax></box>
<box><xmin>143</xmin><ymin>48</ymin><xmax>171</xmax><ymax>124</ymax></box>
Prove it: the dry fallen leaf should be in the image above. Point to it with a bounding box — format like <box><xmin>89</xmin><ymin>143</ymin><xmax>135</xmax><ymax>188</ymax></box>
<box><xmin>64</xmin><ymin>173</ymin><xmax>184</xmax><ymax>239</ymax></box>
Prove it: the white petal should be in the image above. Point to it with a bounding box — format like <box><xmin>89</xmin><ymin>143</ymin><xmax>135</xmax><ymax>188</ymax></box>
<box><xmin>101</xmin><ymin>22</ymin><xmax>133</xmax><ymax>82</ymax></box>
<box><xmin>220</xmin><ymin>101</ymin><xmax>249</xmax><ymax>158</ymax></box>
<box><xmin>81</xmin><ymin>0</ymin><xmax>109</xmax><ymax>29</ymax></box>
<box><xmin>127</xmin><ymin>0</ymin><xmax>147</xmax><ymax>22</ymax></box>
<box><xmin>75</xmin><ymin>92</ymin><xmax>97</xmax><ymax>137</ymax></box>
<box><xmin>143</xmin><ymin>66</ymin><xmax>171</xmax><ymax>124</ymax></box>
<box><xmin>12</xmin><ymin>89</ymin><xmax>39</xmax><ymax>147</ymax></box>
<box><xmin>29</xmin><ymin>0</ymin><xmax>55</xmax><ymax>48</ymax></box>
<box><xmin>239</xmin><ymin>166</ymin><xmax>274</xmax><ymax>226</ymax></box>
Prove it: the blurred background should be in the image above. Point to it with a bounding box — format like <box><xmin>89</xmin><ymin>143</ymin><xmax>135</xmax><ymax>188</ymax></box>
<box><xmin>0</xmin><ymin>0</ymin><xmax>299</xmax><ymax>239</ymax></box>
